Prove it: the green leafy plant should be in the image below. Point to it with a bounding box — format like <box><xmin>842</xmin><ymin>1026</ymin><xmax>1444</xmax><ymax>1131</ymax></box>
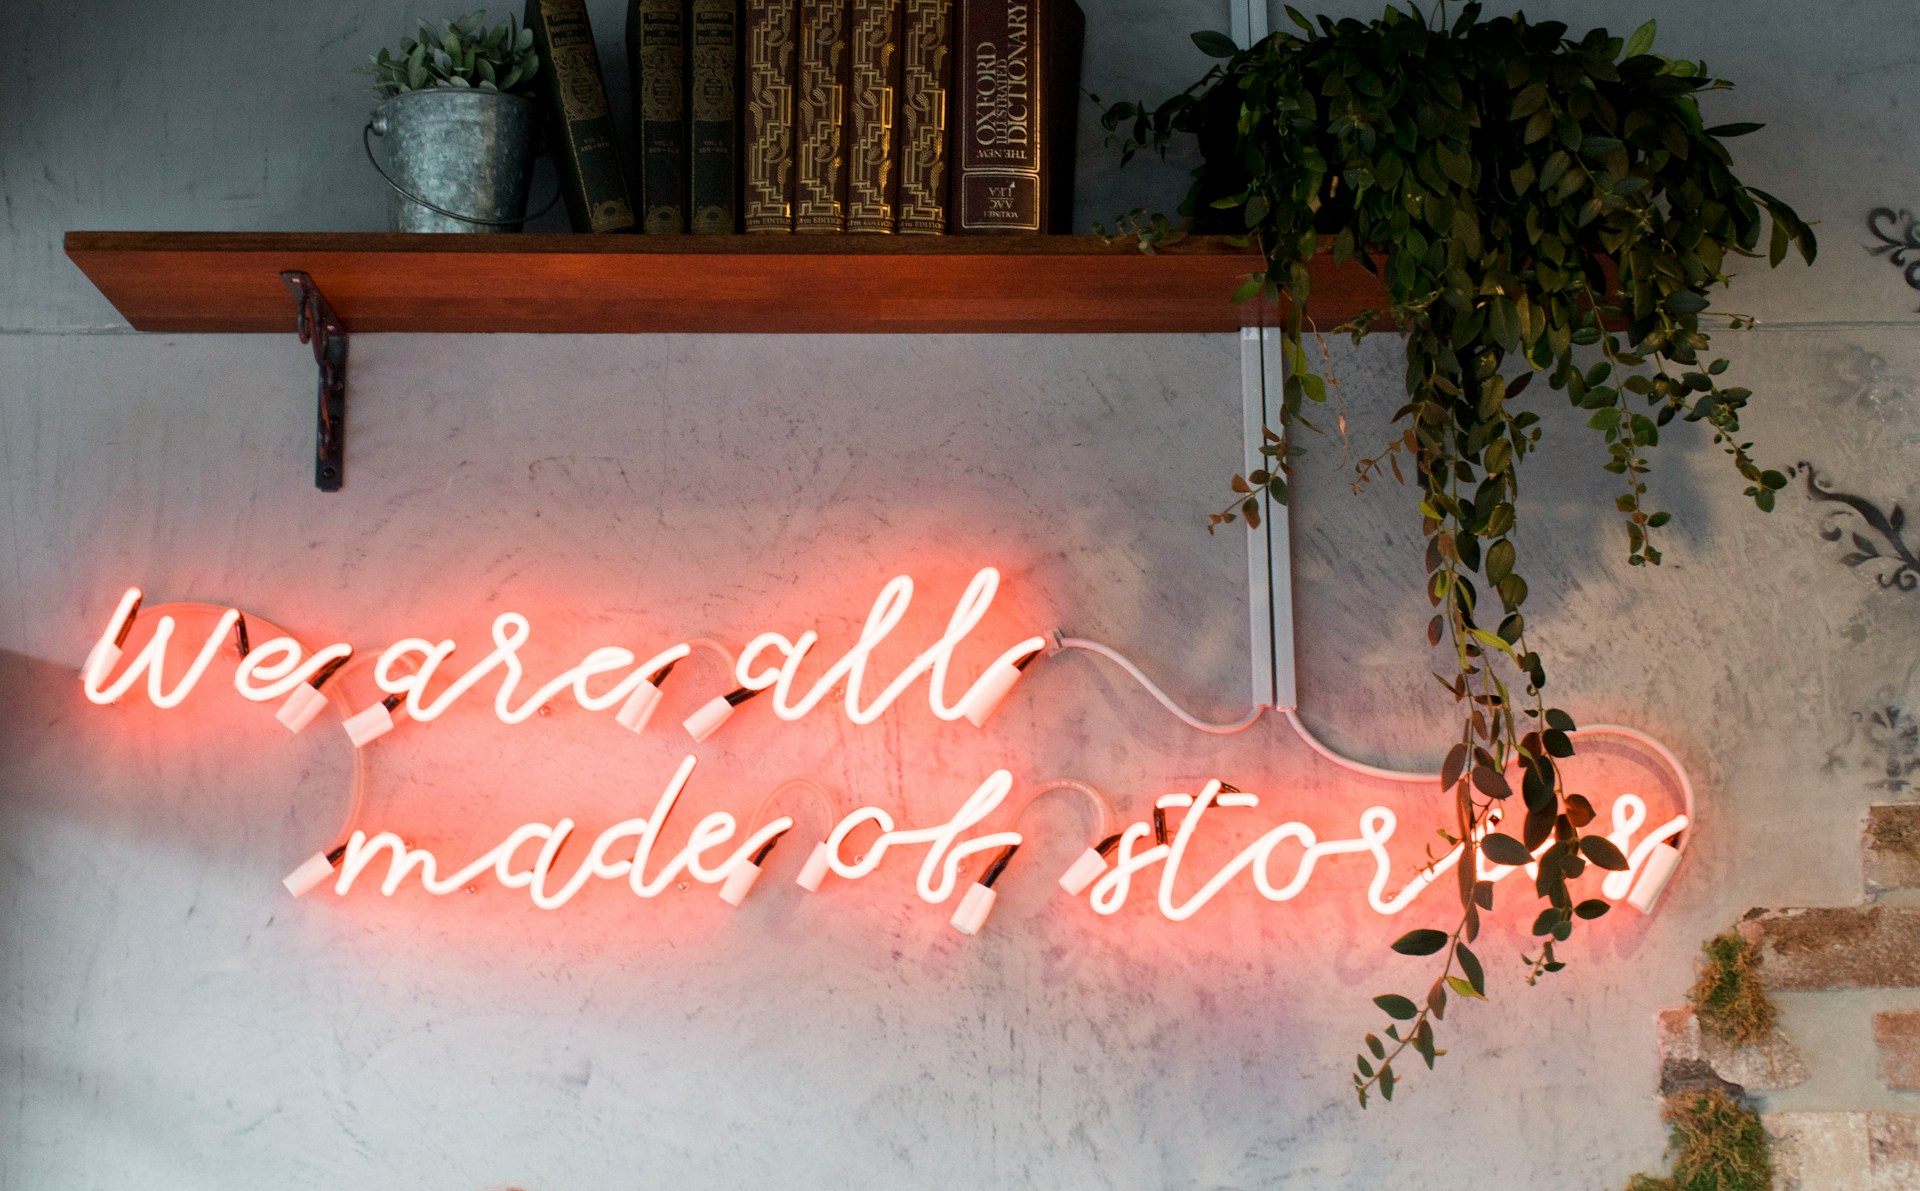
<box><xmin>1097</xmin><ymin>3</ymin><xmax>1813</xmax><ymax>1104</ymax></box>
<box><xmin>1627</xmin><ymin>1087</ymin><xmax>1774</xmax><ymax>1191</ymax></box>
<box><xmin>358</xmin><ymin>10</ymin><xmax>539</xmax><ymax>99</ymax></box>
<box><xmin>1689</xmin><ymin>929</ymin><xmax>1776</xmax><ymax>1047</ymax></box>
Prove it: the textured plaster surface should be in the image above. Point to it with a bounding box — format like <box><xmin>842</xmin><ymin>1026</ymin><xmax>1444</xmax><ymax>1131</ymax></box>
<box><xmin>3</xmin><ymin>1</ymin><xmax>1920</xmax><ymax>1188</ymax></box>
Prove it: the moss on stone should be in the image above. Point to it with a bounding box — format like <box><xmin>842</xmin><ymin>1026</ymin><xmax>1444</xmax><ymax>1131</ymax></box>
<box><xmin>1660</xmin><ymin>1087</ymin><xmax>1773</xmax><ymax>1191</ymax></box>
<box><xmin>1689</xmin><ymin>930</ymin><xmax>1776</xmax><ymax>1048</ymax></box>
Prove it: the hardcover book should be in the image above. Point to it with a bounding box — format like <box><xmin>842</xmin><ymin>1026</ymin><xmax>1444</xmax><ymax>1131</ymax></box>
<box><xmin>950</xmin><ymin>0</ymin><xmax>1083</xmax><ymax>234</ymax></box>
<box><xmin>846</xmin><ymin>0</ymin><xmax>902</xmax><ymax>232</ymax></box>
<box><xmin>688</xmin><ymin>0</ymin><xmax>740</xmax><ymax>234</ymax></box>
<box><xmin>895</xmin><ymin>0</ymin><xmax>950</xmax><ymax>234</ymax></box>
<box><xmin>743</xmin><ymin>0</ymin><xmax>799</xmax><ymax>232</ymax></box>
<box><xmin>794</xmin><ymin>0</ymin><xmax>850</xmax><ymax>233</ymax></box>
<box><xmin>625</xmin><ymin>0</ymin><xmax>686</xmax><ymax>233</ymax></box>
<box><xmin>525</xmin><ymin>0</ymin><xmax>638</xmax><ymax>232</ymax></box>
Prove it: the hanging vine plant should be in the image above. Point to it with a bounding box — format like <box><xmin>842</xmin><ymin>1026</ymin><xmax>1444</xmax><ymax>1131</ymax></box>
<box><xmin>1096</xmin><ymin>4</ymin><xmax>1815</xmax><ymax>1104</ymax></box>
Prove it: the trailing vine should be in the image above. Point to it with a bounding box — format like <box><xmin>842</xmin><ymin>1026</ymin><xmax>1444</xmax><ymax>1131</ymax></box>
<box><xmin>1096</xmin><ymin>4</ymin><xmax>1814</xmax><ymax>1104</ymax></box>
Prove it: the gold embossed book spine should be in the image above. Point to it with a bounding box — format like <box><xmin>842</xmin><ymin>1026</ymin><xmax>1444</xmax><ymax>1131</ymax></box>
<box><xmin>950</xmin><ymin>0</ymin><xmax>1082</xmax><ymax>234</ymax></box>
<box><xmin>846</xmin><ymin>0</ymin><xmax>902</xmax><ymax>233</ymax></box>
<box><xmin>525</xmin><ymin>0</ymin><xmax>638</xmax><ymax>232</ymax></box>
<box><xmin>626</xmin><ymin>0</ymin><xmax>687</xmax><ymax>233</ymax></box>
<box><xmin>688</xmin><ymin>0</ymin><xmax>740</xmax><ymax>234</ymax></box>
<box><xmin>794</xmin><ymin>0</ymin><xmax>850</xmax><ymax>233</ymax></box>
<box><xmin>743</xmin><ymin>0</ymin><xmax>799</xmax><ymax>232</ymax></box>
<box><xmin>895</xmin><ymin>0</ymin><xmax>950</xmax><ymax>234</ymax></box>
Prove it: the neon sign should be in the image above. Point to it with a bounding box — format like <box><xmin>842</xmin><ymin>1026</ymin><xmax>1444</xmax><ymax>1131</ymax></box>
<box><xmin>78</xmin><ymin>568</ymin><xmax>1692</xmax><ymax>933</ymax></box>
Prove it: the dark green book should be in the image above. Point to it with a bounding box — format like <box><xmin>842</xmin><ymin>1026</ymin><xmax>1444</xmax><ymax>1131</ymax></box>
<box><xmin>526</xmin><ymin>0</ymin><xmax>637</xmax><ymax>232</ymax></box>
<box><xmin>688</xmin><ymin>0</ymin><xmax>739</xmax><ymax>234</ymax></box>
<box><xmin>626</xmin><ymin>0</ymin><xmax>687</xmax><ymax>233</ymax></box>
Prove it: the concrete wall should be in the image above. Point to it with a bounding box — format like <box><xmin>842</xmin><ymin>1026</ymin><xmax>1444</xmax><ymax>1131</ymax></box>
<box><xmin>2</xmin><ymin>2</ymin><xmax>1916</xmax><ymax>1187</ymax></box>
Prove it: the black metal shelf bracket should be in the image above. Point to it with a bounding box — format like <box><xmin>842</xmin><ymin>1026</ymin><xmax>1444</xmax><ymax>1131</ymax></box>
<box><xmin>281</xmin><ymin>270</ymin><xmax>348</xmax><ymax>491</ymax></box>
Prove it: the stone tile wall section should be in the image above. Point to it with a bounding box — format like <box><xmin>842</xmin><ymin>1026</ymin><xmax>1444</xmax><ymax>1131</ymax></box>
<box><xmin>1864</xmin><ymin>805</ymin><xmax>1920</xmax><ymax>898</ymax></box>
<box><xmin>1656</xmin><ymin>804</ymin><xmax>1920</xmax><ymax>1188</ymax></box>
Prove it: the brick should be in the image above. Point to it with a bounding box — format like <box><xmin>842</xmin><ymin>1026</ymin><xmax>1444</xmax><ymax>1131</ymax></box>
<box><xmin>1740</xmin><ymin>906</ymin><xmax>1920</xmax><ymax>989</ymax></box>
<box><xmin>1875</xmin><ymin>1010</ymin><xmax>1920</xmax><ymax>1092</ymax></box>
<box><xmin>1768</xmin><ymin>1112</ymin><xmax>1871</xmax><ymax>1191</ymax></box>
<box><xmin>1867</xmin><ymin>1113</ymin><xmax>1920</xmax><ymax>1188</ymax></box>
<box><xmin>1865</xmin><ymin>805</ymin><xmax>1920</xmax><ymax>895</ymax></box>
<box><xmin>1768</xmin><ymin>1111</ymin><xmax>1920</xmax><ymax>1189</ymax></box>
<box><xmin>1656</xmin><ymin>1006</ymin><xmax>1807</xmax><ymax>1093</ymax></box>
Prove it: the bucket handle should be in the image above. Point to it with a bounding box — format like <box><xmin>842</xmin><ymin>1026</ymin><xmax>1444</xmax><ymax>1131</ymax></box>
<box><xmin>363</xmin><ymin>121</ymin><xmax>563</xmax><ymax>228</ymax></box>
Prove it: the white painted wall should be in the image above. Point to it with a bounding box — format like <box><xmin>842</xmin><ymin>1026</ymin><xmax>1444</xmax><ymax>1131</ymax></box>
<box><xmin>2</xmin><ymin>2</ymin><xmax>1916</xmax><ymax>1187</ymax></box>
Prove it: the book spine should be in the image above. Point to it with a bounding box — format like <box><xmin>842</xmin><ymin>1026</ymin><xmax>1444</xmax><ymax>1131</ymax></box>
<box><xmin>526</xmin><ymin>0</ymin><xmax>637</xmax><ymax>232</ymax></box>
<box><xmin>794</xmin><ymin>0</ymin><xmax>849</xmax><ymax>233</ymax></box>
<box><xmin>895</xmin><ymin>0</ymin><xmax>950</xmax><ymax>234</ymax></box>
<box><xmin>951</xmin><ymin>0</ymin><xmax>1080</xmax><ymax>234</ymax></box>
<box><xmin>845</xmin><ymin>0</ymin><xmax>901</xmax><ymax>233</ymax></box>
<box><xmin>688</xmin><ymin>0</ymin><xmax>740</xmax><ymax>234</ymax></box>
<box><xmin>1043</xmin><ymin>0</ymin><xmax>1083</xmax><ymax>234</ymax></box>
<box><xmin>627</xmin><ymin>0</ymin><xmax>687</xmax><ymax>233</ymax></box>
<box><xmin>742</xmin><ymin>0</ymin><xmax>798</xmax><ymax>232</ymax></box>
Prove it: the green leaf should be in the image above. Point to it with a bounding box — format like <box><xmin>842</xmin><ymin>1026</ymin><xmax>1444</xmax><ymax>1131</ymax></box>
<box><xmin>1704</xmin><ymin>122</ymin><xmax>1765</xmax><ymax>138</ymax></box>
<box><xmin>1392</xmin><ymin>929</ymin><xmax>1449</xmax><ymax>956</ymax></box>
<box><xmin>1455</xmin><ymin>942</ymin><xmax>1485</xmax><ymax>995</ymax></box>
<box><xmin>1191</xmin><ymin>30</ymin><xmax>1239</xmax><ymax>58</ymax></box>
<box><xmin>1664</xmin><ymin>290</ymin><xmax>1711</xmax><ymax>315</ymax></box>
<box><xmin>1480</xmin><ymin>833</ymin><xmax>1534</xmax><ymax>866</ymax></box>
<box><xmin>1471</xmin><ymin>765</ymin><xmax>1514</xmax><ymax>800</ymax></box>
<box><xmin>1579</xmin><ymin>835</ymin><xmax>1631</xmax><ymax>871</ymax></box>
<box><xmin>1575</xmin><ymin>899</ymin><xmax>1612</xmax><ymax>920</ymax></box>
<box><xmin>1510</xmin><ymin>82</ymin><xmax>1549</xmax><ymax>120</ymax></box>
<box><xmin>1373</xmin><ymin>993</ymin><xmax>1419</xmax><ymax>1020</ymax></box>
<box><xmin>1623</xmin><ymin>18</ymin><xmax>1657</xmax><ymax>59</ymax></box>
<box><xmin>1485</xmin><ymin>538</ymin><xmax>1515</xmax><ymax>584</ymax></box>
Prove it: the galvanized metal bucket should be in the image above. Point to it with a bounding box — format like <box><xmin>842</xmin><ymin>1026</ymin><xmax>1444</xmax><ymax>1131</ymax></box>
<box><xmin>366</xmin><ymin>88</ymin><xmax>539</xmax><ymax>232</ymax></box>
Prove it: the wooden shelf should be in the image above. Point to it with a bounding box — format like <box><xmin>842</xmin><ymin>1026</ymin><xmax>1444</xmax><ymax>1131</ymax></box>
<box><xmin>64</xmin><ymin>231</ymin><xmax>1393</xmax><ymax>335</ymax></box>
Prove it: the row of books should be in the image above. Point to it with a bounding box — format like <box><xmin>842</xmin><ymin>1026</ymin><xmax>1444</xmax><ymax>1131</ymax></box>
<box><xmin>524</xmin><ymin>0</ymin><xmax>1082</xmax><ymax>235</ymax></box>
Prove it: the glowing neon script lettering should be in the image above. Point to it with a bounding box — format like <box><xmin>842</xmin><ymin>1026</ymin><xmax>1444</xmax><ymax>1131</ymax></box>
<box><xmin>78</xmin><ymin>579</ymin><xmax>1691</xmax><ymax>925</ymax></box>
<box><xmin>81</xmin><ymin>568</ymin><xmax>1042</xmax><ymax>733</ymax></box>
<box><xmin>735</xmin><ymin>569</ymin><xmax>1047</xmax><ymax>727</ymax></box>
<box><xmin>1086</xmin><ymin>781</ymin><xmax>1690</xmax><ymax>919</ymax></box>
<box><xmin>338</xmin><ymin>756</ymin><xmax>795</xmax><ymax>908</ymax></box>
<box><xmin>333</xmin><ymin>765</ymin><xmax>1682</xmax><ymax>922</ymax></box>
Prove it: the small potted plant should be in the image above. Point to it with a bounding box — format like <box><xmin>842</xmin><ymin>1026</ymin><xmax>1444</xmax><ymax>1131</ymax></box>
<box><xmin>359</xmin><ymin>10</ymin><xmax>542</xmax><ymax>231</ymax></box>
